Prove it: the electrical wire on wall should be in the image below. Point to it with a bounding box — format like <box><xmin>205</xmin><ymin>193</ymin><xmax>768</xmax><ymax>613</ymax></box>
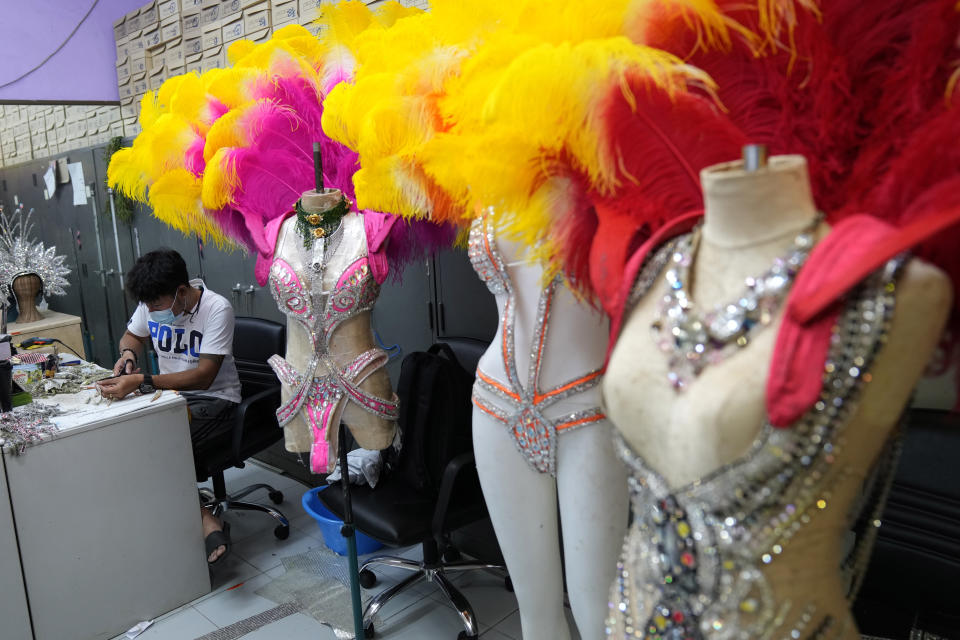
<box><xmin>0</xmin><ymin>0</ymin><xmax>100</xmax><ymax>91</ymax></box>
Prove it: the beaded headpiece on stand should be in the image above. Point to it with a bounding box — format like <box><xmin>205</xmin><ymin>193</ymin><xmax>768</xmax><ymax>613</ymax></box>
<box><xmin>0</xmin><ymin>204</ymin><xmax>71</xmax><ymax>299</ymax></box>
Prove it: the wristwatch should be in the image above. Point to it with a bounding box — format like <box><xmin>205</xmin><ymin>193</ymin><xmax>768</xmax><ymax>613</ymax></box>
<box><xmin>138</xmin><ymin>374</ymin><xmax>156</xmax><ymax>395</ymax></box>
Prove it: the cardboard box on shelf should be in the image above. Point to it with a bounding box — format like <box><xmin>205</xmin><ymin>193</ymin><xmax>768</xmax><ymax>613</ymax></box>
<box><xmin>298</xmin><ymin>0</ymin><xmax>322</xmax><ymax>23</ymax></box>
<box><xmin>141</xmin><ymin>0</ymin><xmax>159</xmax><ymax>27</ymax></box>
<box><xmin>54</xmin><ymin>126</ymin><xmax>67</xmax><ymax>145</ymax></box>
<box><xmin>130</xmin><ymin>51</ymin><xmax>149</xmax><ymax>79</ymax></box>
<box><xmin>142</xmin><ymin>23</ymin><xmax>162</xmax><ymax>49</ymax></box>
<box><xmin>272</xmin><ymin>0</ymin><xmax>298</xmax><ymax>26</ymax></box>
<box><xmin>147</xmin><ymin>44</ymin><xmax>165</xmax><ymax>72</ymax></box>
<box><xmin>161</xmin><ymin>14</ymin><xmax>182</xmax><ymax>42</ymax></box>
<box><xmin>201</xmin><ymin>2</ymin><xmax>220</xmax><ymax>25</ymax></box>
<box><xmin>125</xmin><ymin>7</ymin><xmax>143</xmax><ymax>38</ymax></box>
<box><xmin>186</xmin><ymin>57</ymin><xmax>203</xmax><ymax>74</ymax></box>
<box><xmin>202</xmin><ymin>22</ymin><xmax>222</xmax><ymax>49</ymax></box>
<box><xmin>158</xmin><ymin>0</ymin><xmax>180</xmax><ymax>21</ymax></box>
<box><xmin>116</xmin><ymin>34</ymin><xmax>133</xmax><ymax>63</ymax></box>
<box><xmin>52</xmin><ymin>106</ymin><xmax>66</xmax><ymax>127</ymax></box>
<box><xmin>242</xmin><ymin>2</ymin><xmax>270</xmax><ymax>34</ymax></box>
<box><xmin>132</xmin><ymin>76</ymin><xmax>149</xmax><ymax>96</ymax></box>
<box><xmin>220</xmin><ymin>0</ymin><xmax>241</xmax><ymax>18</ymax></box>
<box><xmin>183</xmin><ymin>0</ymin><xmax>203</xmax><ymax>9</ymax></box>
<box><xmin>221</xmin><ymin>13</ymin><xmax>244</xmax><ymax>42</ymax></box>
<box><xmin>113</xmin><ymin>15</ymin><xmax>127</xmax><ymax>40</ymax></box>
<box><xmin>166</xmin><ymin>64</ymin><xmax>185</xmax><ymax>80</ymax></box>
<box><xmin>166</xmin><ymin>39</ymin><xmax>185</xmax><ymax>67</ymax></box>
<box><xmin>148</xmin><ymin>63</ymin><xmax>166</xmax><ymax>90</ymax></box>
<box><xmin>119</xmin><ymin>77</ymin><xmax>135</xmax><ymax>102</ymax></box>
<box><xmin>14</xmin><ymin>122</ymin><xmax>29</xmax><ymax>138</ymax></box>
<box><xmin>32</xmin><ymin>130</ymin><xmax>47</xmax><ymax>150</ymax></box>
<box><xmin>201</xmin><ymin>46</ymin><xmax>223</xmax><ymax>72</ymax></box>
<box><xmin>86</xmin><ymin>109</ymin><xmax>100</xmax><ymax>134</ymax></box>
<box><xmin>182</xmin><ymin>9</ymin><xmax>202</xmax><ymax>38</ymax></box>
<box><xmin>116</xmin><ymin>58</ymin><xmax>131</xmax><ymax>84</ymax></box>
<box><xmin>184</xmin><ymin>36</ymin><xmax>203</xmax><ymax>57</ymax></box>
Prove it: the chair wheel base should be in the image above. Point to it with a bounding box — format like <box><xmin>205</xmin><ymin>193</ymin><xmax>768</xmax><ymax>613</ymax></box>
<box><xmin>359</xmin><ymin>568</ymin><xmax>377</xmax><ymax>589</ymax></box>
<box><xmin>274</xmin><ymin>525</ymin><xmax>290</xmax><ymax>540</ymax></box>
<box><xmin>457</xmin><ymin>632</ymin><xmax>477</xmax><ymax>640</ymax></box>
<box><xmin>268</xmin><ymin>490</ymin><xmax>284</xmax><ymax>504</ymax></box>
<box><xmin>364</xmin><ymin>622</ymin><xmax>375</xmax><ymax>638</ymax></box>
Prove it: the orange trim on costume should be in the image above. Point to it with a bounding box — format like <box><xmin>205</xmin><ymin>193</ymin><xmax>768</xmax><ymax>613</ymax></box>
<box><xmin>534</xmin><ymin>370</ymin><xmax>603</xmax><ymax>405</ymax></box>
<box><xmin>472</xmin><ymin>396</ymin><xmax>507</xmax><ymax>423</ymax></box>
<box><xmin>476</xmin><ymin>369</ymin><xmax>521</xmax><ymax>401</ymax></box>
<box><xmin>556</xmin><ymin>413</ymin><xmax>606</xmax><ymax>431</ymax></box>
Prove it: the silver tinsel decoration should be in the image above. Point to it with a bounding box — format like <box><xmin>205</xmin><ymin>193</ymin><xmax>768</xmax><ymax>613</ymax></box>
<box><xmin>0</xmin><ymin>204</ymin><xmax>72</xmax><ymax>298</ymax></box>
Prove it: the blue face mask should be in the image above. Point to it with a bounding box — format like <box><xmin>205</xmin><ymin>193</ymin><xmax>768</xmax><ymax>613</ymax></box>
<box><xmin>148</xmin><ymin>290</ymin><xmax>181</xmax><ymax>325</ymax></box>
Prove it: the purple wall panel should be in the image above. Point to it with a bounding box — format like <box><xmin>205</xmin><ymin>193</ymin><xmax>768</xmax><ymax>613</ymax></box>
<box><xmin>0</xmin><ymin>0</ymin><xmax>147</xmax><ymax>102</ymax></box>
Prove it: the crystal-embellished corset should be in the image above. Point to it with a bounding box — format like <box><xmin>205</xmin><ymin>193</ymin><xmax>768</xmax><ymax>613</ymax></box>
<box><xmin>266</xmin><ymin>222</ymin><xmax>398</xmax><ymax>473</ymax></box>
<box><xmin>466</xmin><ymin>213</ymin><xmax>606</xmax><ymax>476</ymax></box>
<box><xmin>606</xmin><ymin>239</ymin><xmax>905</xmax><ymax>639</ymax></box>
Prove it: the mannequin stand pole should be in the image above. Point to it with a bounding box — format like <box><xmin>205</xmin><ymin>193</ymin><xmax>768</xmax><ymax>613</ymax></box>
<box><xmin>338</xmin><ymin>421</ymin><xmax>365</xmax><ymax>639</ymax></box>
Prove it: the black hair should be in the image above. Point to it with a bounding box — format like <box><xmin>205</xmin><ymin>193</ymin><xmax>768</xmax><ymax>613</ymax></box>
<box><xmin>126</xmin><ymin>248</ymin><xmax>189</xmax><ymax>303</ymax></box>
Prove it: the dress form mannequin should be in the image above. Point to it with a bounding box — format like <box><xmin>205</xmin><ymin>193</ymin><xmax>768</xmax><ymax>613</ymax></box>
<box><xmin>271</xmin><ymin>189</ymin><xmax>396</xmax><ymax>470</ymax></box>
<box><xmin>603</xmin><ymin>155</ymin><xmax>951</xmax><ymax>637</ymax></box>
<box><xmin>471</xmin><ymin>215</ymin><xmax>629</xmax><ymax>640</ymax></box>
<box><xmin>12</xmin><ymin>274</ymin><xmax>43</xmax><ymax>323</ymax></box>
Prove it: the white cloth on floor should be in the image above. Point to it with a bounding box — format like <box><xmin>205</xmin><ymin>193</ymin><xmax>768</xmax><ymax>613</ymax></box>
<box><xmin>326</xmin><ymin>448</ymin><xmax>382</xmax><ymax>488</ymax></box>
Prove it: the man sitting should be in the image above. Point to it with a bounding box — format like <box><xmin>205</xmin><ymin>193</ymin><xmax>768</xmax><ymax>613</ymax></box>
<box><xmin>98</xmin><ymin>249</ymin><xmax>240</xmax><ymax>565</ymax></box>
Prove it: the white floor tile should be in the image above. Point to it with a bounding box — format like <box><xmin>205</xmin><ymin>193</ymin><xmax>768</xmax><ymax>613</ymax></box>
<box><xmin>233</xmin><ymin>522</ymin><xmax>327</xmax><ymax>572</ymax></box>
<box><xmin>490</xmin><ymin>605</ymin><xmax>582</xmax><ymax>640</ymax></box>
<box><xmin>492</xmin><ymin>610</ymin><xmax>521</xmax><ymax>638</ymax></box>
<box><xmin>116</xmin><ymin>606</ymin><xmax>218</xmax><ymax>640</ymax></box>
<box><xmin>205</xmin><ymin>554</ymin><xmax>263</xmax><ymax>597</ymax></box>
<box><xmin>241</xmin><ymin>611</ymin><xmax>339</xmax><ymax>639</ymax></box>
<box><xmin>193</xmin><ymin>571</ymin><xmax>278</xmax><ymax>628</ymax></box>
<box><xmin>361</xmin><ymin>571</ymin><xmax>435</xmax><ymax>621</ymax></box>
<box><xmin>433</xmin><ymin>569</ymin><xmax>518</xmax><ymax>632</ymax></box>
<box><xmin>481</xmin><ymin>630</ymin><xmax>516</xmax><ymax>640</ymax></box>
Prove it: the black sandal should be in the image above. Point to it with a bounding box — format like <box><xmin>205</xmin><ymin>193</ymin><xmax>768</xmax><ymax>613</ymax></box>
<box><xmin>205</xmin><ymin>520</ymin><xmax>231</xmax><ymax>566</ymax></box>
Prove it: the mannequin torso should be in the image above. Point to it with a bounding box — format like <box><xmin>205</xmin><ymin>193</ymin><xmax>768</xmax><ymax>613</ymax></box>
<box><xmin>468</xmin><ymin>212</ymin><xmax>628</xmax><ymax>639</ymax></box>
<box><xmin>270</xmin><ymin>190</ymin><xmax>396</xmax><ymax>472</ymax></box>
<box><xmin>603</xmin><ymin>156</ymin><xmax>951</xmax><ymax>637</ymax></box>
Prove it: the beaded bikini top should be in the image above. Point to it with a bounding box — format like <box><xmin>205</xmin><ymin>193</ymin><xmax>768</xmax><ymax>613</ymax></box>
<box><xmin>467</xmin><ymin>213</ymin><xmax>605</xmax><ymax>476</ymax></box>
<box><xmin>606</xmin><ymin>234</ymin><xmax>905</xmax><ymax>639</ymax></box>
<box><xmin>267</xmin><ymin>220</ymin><xmax>398</xmax><ymax>473</ymax></box>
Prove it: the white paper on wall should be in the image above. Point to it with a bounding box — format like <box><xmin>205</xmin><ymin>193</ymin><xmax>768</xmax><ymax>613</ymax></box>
<box><xmin>43</xmin><ymin>165</ymin><xmax>56</xmax><ymax>199</ymax></box>
<box><xmin>68</xmin><ymin>162</ymin><xmax>87</xmax><ymax>206</ymax></box>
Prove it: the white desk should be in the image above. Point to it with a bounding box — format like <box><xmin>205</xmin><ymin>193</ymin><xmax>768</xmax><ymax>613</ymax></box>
<box><xmin>1</xmin><ymin>389</ymin><xmax>211</xmax><ymax>640</ymax></box>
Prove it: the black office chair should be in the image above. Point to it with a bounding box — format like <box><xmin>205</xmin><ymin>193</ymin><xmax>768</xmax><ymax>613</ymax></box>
<box><xmin>853</xmin><ymin>408</ymin><xmax>960</xmax><ymax>638</ymax></box>
<box><xmin>195</xmin><ymin>316</ymin><xmax>290</xmax><ymax>540</ymax></box>
<box><xmin>320</xmin><ymin>337</ymin><xmax>507</xmax><ymax>640</ymax></box>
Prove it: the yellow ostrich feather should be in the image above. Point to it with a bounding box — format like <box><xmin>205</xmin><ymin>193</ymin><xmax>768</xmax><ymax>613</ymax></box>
<box><xmin>148</xmin><ymin>169</ymin><xmax>231</xmax><ymax>247</ymax></box>
<box><xmin>201</xmin><ymin>146</ymin><xmax>241</xmax><ymax>212</ymax></box>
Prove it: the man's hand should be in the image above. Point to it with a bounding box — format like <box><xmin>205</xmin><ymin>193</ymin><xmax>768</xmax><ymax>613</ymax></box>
<box><xmin>112</xmin><ymin>357</ymin><xmax>139</xmax><ymax>376</ymax></box>
<box><xmin>96</xmin><ymin>374</ymin><xmax>143</xmax><ymax>400</ymax></box>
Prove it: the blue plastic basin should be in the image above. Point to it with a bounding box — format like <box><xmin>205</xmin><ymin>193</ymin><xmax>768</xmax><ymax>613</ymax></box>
<box><xmin>301</xmin><ymin>485</ymin><xmax>384</xmax><ymax>556</ymax></box>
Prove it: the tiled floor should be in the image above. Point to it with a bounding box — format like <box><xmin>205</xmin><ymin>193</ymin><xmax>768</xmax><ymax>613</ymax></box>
<box><xmin>112</xmin><ymin>461</ymin><xmax>581</xmax><ymax>640</ymax></box>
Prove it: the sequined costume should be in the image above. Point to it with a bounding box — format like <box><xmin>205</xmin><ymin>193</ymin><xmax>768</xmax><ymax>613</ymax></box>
<box><xmin>467</xmin><ymin>213</ymin><xmax>606</xmax><ymax>476</ymax></box>
<box><xmin>605</xmin><ymin>233</ymin><xmax>905</xmax><ymax>639</ymax></box>
<box><xmin>267</xmin><ymin>217</ymin><xmax>399</xmax><ymax>474</ymax></box>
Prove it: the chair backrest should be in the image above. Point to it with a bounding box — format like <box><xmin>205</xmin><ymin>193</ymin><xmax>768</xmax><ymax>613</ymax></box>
<box><xmin>232</xmin><ymin>316</ymin><xmax>285</xmax><ymax>397</ymax></box>
<box><xmin>394</xmin><ymin>339</ymin><xmax>487</xmax><ymax>493</ymax></box>
<box><xmin>854</xmin><ymin>408</ymin><xmax>960</xmax><ymax>629</ymax></box>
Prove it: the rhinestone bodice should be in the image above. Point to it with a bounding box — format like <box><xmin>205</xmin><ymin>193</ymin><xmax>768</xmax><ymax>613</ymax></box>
<box><xmin>606</xmin><ymin>237</ymin><xmax>905</xmax><ymax>639</ymax></box>
<box><xmin>467</xmin><ymin>213</ymin><xmax>606</xmax><ymax>476</ymax></box>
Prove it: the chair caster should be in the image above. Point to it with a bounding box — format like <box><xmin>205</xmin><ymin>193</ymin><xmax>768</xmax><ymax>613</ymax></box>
<box><xmin>274</xmin><ymin>525</ymin><xmax>290</xmax><ymax>540</ymax></box>
<box><xmin>268</xmin><ymin>490</ymin><xmax>284</xmax><ymax>504</ymax></box>
<box><xmin>442</xmin><ymin>548</ymin><xmax>461</xmax><ymax>562</ymax></box>
<box><xmin>359</xmin><ymin>568</ymin><xmax>378</xmax><ymax>589</ymax></box>
<box><xmin>364</xmin><ymin>622</ymin><xmax>375</xmax><ymax>638</ymax></box>
<box><xmin>457</xmin><ymin>632</ymin><xmax>478</xmax><ymax>640</ymax></box>
<box><xmin>504</xmin><ymin>576</ymin><xmax>513</xmax><ymax>592</ymax></box>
